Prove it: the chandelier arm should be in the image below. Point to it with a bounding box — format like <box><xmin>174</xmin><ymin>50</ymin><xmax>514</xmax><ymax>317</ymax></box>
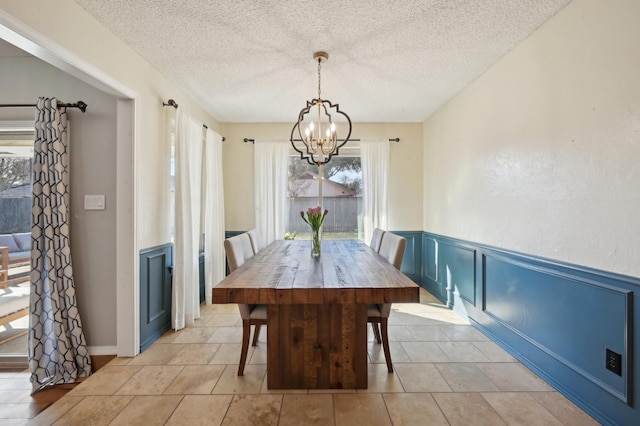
<box><xmin>319</xmin><ymin>102</ymin><xmax>336</xmax><ymax>154</ymax></box>
<box><xmin>292</xmin><ymin>121</ymin><xmax>320</xmax><ymax>166</ymax></box>
<box><xmin>295</xmin><ymin>100</ymin><xmax>313</xmax><ymax>153</ymax></box>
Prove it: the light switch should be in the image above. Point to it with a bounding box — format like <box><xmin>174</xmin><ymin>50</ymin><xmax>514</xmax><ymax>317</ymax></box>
<box><xmin>84</xmin><ymin>194</ymin><xmax>106</xmax><ymax>210</ymax></box>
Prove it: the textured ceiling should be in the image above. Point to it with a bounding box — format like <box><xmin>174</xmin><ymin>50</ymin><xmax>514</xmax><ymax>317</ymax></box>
<box><xmin>72</xmin><ymin>0</ymin><xmax>571</xmax><ymax>123</ymax></box>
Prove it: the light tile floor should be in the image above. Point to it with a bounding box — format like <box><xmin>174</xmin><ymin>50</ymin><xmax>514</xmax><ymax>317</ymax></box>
<box><xmin>5</xmin><ymin>289</ymin><xmax>599</xmax><ymax>425</ymax></box>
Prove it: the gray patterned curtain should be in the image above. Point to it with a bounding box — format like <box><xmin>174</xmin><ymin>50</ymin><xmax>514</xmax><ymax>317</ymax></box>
<box><xmin>29</xmin><ymin>97</ymin><xmax>91</xmax><ymax>393</ymax></box>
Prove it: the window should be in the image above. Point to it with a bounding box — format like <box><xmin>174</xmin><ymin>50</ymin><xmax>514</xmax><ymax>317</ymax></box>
<box><xmin>286</xmin><ymin>154</ymin><xmax>362</xmax><ymax>240</ymax></box>
<box><xmin>0</xmin><ymin>123</ymin><xmax>33</xmax><ymax>359</ymax></box>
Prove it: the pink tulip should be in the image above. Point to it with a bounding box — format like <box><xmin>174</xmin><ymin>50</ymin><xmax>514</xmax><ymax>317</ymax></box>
<box><xmin>300</xmin><ymin>206</ymin><xmax>329</xmax><ymax>229</ymax></box>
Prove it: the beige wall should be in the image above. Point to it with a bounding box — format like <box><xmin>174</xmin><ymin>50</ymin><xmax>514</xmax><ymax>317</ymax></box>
<box><xmin>0</xmin><ymin>0</ymin><xmax>219</xmax><ymax>350</ymax></box>
<box><xmin>220</xmin><ymin>122</ymin><xmax>423</xmax><ymax>233</ymax></box>
<box><xmin>423</xmin><ymin>0</ymin><xmax>640</xmax><ymax>276</ymax></box>
<box><xmin>0</xmin><ymin>0</ymin><xmax>219</xmax><ymax>250</ymax></box>
<box><xmin>0</xmin><ymin>56</ymin><xmax>118</xmax><ymax>347</ymax></box>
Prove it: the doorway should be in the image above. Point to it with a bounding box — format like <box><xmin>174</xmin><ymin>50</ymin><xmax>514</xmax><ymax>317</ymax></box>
<box><xmin>0</xmin><ymin>21</ymin><xmax>139</xmax><ymax>358</ymax></box>
<box><xmin>0</xmin><ymin>121</ymin><xmax>33</xmax><ymax>363</ymax></box>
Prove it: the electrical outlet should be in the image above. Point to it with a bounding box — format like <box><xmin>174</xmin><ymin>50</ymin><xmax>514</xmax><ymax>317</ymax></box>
<box><xmin>606</xmin><ymin>348</ymin><xmax>622</xmax><ymax>376</ymax></box>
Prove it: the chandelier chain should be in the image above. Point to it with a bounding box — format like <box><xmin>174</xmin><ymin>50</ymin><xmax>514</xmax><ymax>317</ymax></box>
<box><xmin>317</xmin><ymin>58</ymin><xmax>322</xmax><ymax>99</ymax></box>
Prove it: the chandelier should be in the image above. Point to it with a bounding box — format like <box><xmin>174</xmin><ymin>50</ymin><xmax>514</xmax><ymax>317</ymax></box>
<box><xmin>291</xmin><ymin>51</ymin><xmax>352</xmax><ymax>166</ymax></box>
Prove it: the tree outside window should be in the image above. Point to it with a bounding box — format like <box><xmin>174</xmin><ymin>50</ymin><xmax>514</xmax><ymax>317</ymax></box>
<box><xmin>0</xmin><ymin>157</ymin><xmax>31</xmax><ymax>234</ymax></box>
<box><xmin>0</xmin><ymin>158</ymin><xmax>30</xmax><ymax>196</ymax></box>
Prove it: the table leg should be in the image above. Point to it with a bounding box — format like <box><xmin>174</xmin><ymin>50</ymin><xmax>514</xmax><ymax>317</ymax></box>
<box><xmin>267</xmin><ymin>303</ymin><xmax>368</xmax><ymax>389</ymax></box>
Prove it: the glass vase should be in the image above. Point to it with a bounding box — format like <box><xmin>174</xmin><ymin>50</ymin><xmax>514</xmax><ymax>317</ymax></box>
<box><xmin>311</xmin><ymin>227</ymin><xmax>321</xmax><ymax>257</ymax></box>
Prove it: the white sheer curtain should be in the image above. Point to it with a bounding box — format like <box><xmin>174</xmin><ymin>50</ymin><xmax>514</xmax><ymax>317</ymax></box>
<box><xmin>203</xmin><ymin>128</ymin><xmax>225</xmax><ymax>305</ymax></box>
<box><xmin>254</xmin><ymin>140</ymin><xmax>290</xmax><ymax>245</ymax></box>
<box><xmin>173</xmin><ymin>108</ymin><xmax>203</xmax><ymax>330</ymax></box>
<box><xmin>361</xmin><ymin>139</ymin><xmax>390</xmax><ymax>245</ymax></box>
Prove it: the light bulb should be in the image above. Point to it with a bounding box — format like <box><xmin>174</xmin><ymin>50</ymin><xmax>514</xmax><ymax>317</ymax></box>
<box><xmin>309</xmin><ymin>121</ymin><xmax>314</xmax><ymax>132</ymax></box>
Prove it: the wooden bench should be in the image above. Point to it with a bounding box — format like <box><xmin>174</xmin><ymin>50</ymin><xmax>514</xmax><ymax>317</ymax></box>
<box><xmin>0</xmin><ymin>247</ymin><xmax>7</xmax><ymax>284</ymax></box>
<box><xmin>0</xmin><ymin>245</ymin><xmax>30</xmax><ymax>288</ymax></box>
<box><xmin>0</xmin><ymin>246</ymin><xmax>30</xmax><ymax>344</ymax></box>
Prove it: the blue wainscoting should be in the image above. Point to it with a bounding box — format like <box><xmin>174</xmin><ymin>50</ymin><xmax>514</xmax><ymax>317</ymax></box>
<box><xmin>139</xmin><ymin>243</ymin><xmax>173</xmax><ymax>352</ymax></box>
<box><xmin>225</xmin><ymin>231</ymin><xmax>245</xmax><ymax>238</ymax></box>
<box><xmin>423</xmin><ymin>232</ymin><xmax>638</xmax><ymax>426</ymax></box>
<box><xmin>422</xmin><ymin>236</ymin><xmax>476</xmax><ymax>307</ymax></box>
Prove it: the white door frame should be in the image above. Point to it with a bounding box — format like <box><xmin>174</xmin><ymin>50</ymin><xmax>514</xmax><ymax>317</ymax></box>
<box><xmin>0</xmin><ymin>15</ymin><xmax>140</xmax><ymax>357</ymax></box>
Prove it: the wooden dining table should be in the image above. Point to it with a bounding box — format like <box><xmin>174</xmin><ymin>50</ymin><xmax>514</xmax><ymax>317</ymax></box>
<box><xmin>212</xmin><ymin>239</ymin><xmax>420</xmax><ymax>389</ymax></box>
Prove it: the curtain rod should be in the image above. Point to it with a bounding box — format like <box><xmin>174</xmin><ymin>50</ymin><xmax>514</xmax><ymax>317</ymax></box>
<box><xmin>243</xmin><ymin>138</ymin><xmax>400</xmax><ymax>144</ymax></box>
<box><xmin>0</xmin><ymin>101</ymin><xmax>88</xmax><ymax>113</ymax></box>
<box><xmin>163</xmin><ymin>99</ymin><xmax>225</xmax><ymax>141</ymax></box>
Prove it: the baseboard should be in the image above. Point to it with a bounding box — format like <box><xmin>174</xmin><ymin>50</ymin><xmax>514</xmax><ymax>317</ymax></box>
<box><xmin>0</xmin><ymin>349</ymin><xmax>116</xmax><ymax>370</ymax></box>
<box><xmin>87</xmin><ymin>346</ymin><xmax>117</xmax><ymax>356</ymax></box>
<box><xmin>0</xmin><ymin>355</ymin><xmax>27</xmax><ymax>368</ymax></box>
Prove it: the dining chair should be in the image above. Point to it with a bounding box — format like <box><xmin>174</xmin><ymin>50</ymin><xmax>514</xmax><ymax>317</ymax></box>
<box><xmin>369</xmin><ymin>231</ymin><xmax>407</xmax><ymax>373</ymax></box>
<box><xmin>247</xmin><ymin>228</ymin><xmax>264</xmax><ymax>254</ymax></box>
<box><xmin>367</xmin><ymin>226</ymin><xmax>386</xmax><ymax>345</ymax></box>
<box><xmin>224</xmin><ymin>232</ymin><xmax>267</xmax><ymax>376</ymax></box>
<box><xmin>370</xmin><ymin>228</ymin><xmax>385</xmax><ymax>252</ymax></box>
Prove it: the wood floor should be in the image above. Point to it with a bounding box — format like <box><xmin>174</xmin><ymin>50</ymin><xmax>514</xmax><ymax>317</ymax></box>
<box><xmin>0</xmin><ymin>289</ymin><xmax>598</xmax><ymax>425</ymax></box>
<box><xmin>0</xmin><ymin>355</ymin><xmax>114</xmax><ymax>421</ymax></box>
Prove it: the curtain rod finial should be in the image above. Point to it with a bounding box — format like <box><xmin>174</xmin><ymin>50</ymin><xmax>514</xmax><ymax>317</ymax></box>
<box><xmin>163</xmin><ymin>99</ymin><xmax>178</xmax><ymax>109</ymax></box>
